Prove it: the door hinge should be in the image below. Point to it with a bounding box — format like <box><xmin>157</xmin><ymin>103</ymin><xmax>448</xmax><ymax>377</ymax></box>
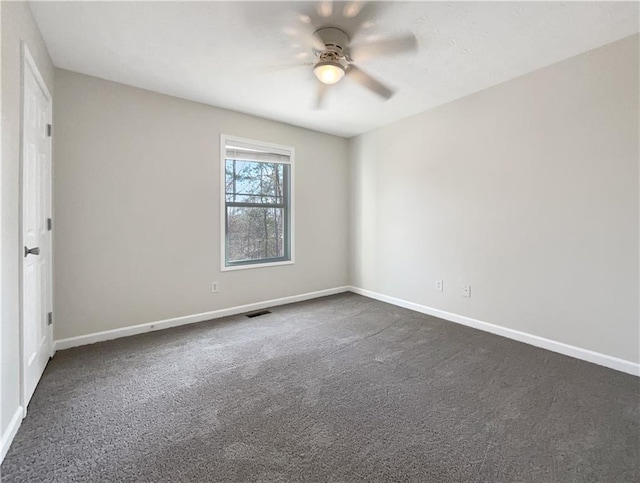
<box><xmin>47</xmin><ymin>218</ymin><xmax>52</xmax><ymax>231</ymax></box>
<box><xmin>47</xmin><ymin>123</ymin><xmax>52</xmax><ymax>137</ymax></box>
<box><xmin>47</xmin><ymin>312</ymin><xmax>53</xmax><ymax>326</ymax></box>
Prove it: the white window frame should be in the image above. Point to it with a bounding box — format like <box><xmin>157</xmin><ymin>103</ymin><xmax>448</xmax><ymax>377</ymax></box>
<box><xmin>220</xmin><ymin>134</ymin><xmax>295</xmax><ymax>271</ymax></box>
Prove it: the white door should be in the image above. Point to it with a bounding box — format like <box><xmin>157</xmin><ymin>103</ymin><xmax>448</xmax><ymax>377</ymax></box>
<box><xmin>22</xmin><ymin>47</ymin><xmax>53</xmax><ymax>410</ymax></box>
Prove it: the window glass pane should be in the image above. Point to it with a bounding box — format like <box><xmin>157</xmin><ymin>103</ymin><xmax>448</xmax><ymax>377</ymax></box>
<box><xmin>227</xmin><ymin>206</ymin><xmax>286</xmax><ymax>262</ymax></box>
<box><xmin>222</xmin><ymin>135</ymin><xmax>293</xmax><ymax>269</ymax></box>
<box><xmin>225</xmin><ymin>160</ymin><xmax>285</xmax><ymax>205</ymax></box>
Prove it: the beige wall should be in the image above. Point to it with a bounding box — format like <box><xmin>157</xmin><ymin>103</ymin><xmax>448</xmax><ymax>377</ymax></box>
<box><xmin>1</xmin><ymin>0</ymin><xmax>54</xmax><ymax>443</ymax></box>
<box><xmin>350</xmin><ymin>34</ymin><xmax>639</xmax><ymax>364</ymax></box>
<box><xmin>53</xmin><ymin>69</ymin><xmax>350</xmax><ymax>341</ymax></box>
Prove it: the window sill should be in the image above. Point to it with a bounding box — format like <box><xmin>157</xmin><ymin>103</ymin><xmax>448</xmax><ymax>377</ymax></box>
<box><xmin>221</xmin><ymin>260</ymin><xmax>295</xmax><ymax>272</ymax></box>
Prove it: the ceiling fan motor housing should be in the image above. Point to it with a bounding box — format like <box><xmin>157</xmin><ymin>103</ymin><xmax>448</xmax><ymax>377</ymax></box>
<box><xmin>315</xmin><ymin>27</ymin><xmax>350</xmax><ymax>57</ymax></box>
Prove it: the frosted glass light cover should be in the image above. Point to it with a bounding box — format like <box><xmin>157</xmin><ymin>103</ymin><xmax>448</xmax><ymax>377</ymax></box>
<box><xmin>314</xmin><ymin>62</ymin><xmax>345</xmax><ymax>84</ymax></box>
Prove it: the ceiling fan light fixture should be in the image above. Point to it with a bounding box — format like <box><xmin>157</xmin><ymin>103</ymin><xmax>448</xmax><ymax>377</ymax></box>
<box><xmin>314</xmin><ymin>61</ymin><xmax>346</xmax><ymax>84</ymax></box>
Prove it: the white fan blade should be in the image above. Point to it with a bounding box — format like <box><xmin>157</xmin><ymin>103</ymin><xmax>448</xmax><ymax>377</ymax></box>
<box><xmin>344</xmin><ymin>1</ymin><xmax>381</xmax><ymax>35</ymax></box>
<box><xmin>309</xmin><ymin>29</ymin><xmax>327</xmax><ymax>52</ymax></box>
<box><xmin>280</xmin><ymin>9</ymin><xmax>326</xmax><ymax>52</ymax></box>
<box><xmin>347</xmin><ymin>65</ymin><xmax>393</xmax><ymax>99</ymax></box>
<box><xmin>259</xmin><ymin>62</ymin><xmax>314</xmax><ymax>74</ymax></box>
<box><xmin>315</xmin><ymin>82</ymin><xmax>329</xmax><ymax>109</ymax></box>
<box><xmin>349</xmin><ymin>34</ymin><xmax>417</xmax><ymax>62</ymax></box>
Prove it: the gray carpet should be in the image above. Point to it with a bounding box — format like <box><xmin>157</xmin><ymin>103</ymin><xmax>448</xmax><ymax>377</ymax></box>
<box><xmin>2</xmin><ymin>293</ymin><xmax>639</xmax><ymax>482</ymax></box>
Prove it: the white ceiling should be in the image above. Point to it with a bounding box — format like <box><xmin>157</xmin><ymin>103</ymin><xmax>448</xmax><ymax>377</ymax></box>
<box><xmin>30</xmin><ymin>1</ymin><xmax>638</xmax><ymax>138</ymax></box>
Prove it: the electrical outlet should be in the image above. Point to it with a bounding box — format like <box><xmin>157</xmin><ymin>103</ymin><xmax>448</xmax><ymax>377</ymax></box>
<box><xmin>211</xmin><ymin>281</ymin><xmax>219</xmax><ymax>293</ymax></box>
<box><xmin>462</xmin><ymin>285</ymin><xmax>471</xmax><ymax>298</ymax></box>
<box><xmin>435</xmin><ymin>280</ymin><xmax>443</xmax><ymax>292</ymax></box>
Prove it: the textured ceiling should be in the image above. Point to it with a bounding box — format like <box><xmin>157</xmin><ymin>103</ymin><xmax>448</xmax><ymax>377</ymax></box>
<box><xmin>30</xmin><ymin>1</ymin><xmax>639</xmax><ymax>138</ymax></box>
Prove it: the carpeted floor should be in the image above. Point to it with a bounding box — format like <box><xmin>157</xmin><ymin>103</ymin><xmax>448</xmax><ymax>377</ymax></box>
<box><xmin>2</xmin><ymin>293</ymin><xmax>639</xmax><ymax>482</ymax></box>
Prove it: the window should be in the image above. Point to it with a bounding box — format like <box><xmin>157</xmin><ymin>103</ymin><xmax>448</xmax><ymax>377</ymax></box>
<box><xmin>221</xmin><ymin>134</ymin><xmax>294</xmax><ymax>270</ymax></box>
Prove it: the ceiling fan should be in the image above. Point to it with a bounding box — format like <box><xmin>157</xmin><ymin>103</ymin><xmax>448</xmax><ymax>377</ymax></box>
<box><xmin>270</xmin><ymin>2</ymin><xmax>418</xmax><ymax>108</ymax></box>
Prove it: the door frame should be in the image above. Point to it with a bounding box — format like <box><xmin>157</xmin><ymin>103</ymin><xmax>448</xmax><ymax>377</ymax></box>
<box><xmin>19</xmin><ymin>43</ymin><xmax>54</xmax><ymax>418</ymax></box>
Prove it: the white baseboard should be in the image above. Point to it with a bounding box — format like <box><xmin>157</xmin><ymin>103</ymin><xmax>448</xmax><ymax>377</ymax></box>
<box><xmin>54</xmin><ymin>286</ymin><xmax>350</xmax><ymax>351</ymax></box>
<box><xmin>1</xmin><ymin>406</ymin><xmax>23</xmax><ymax>463</ymax></box>
<box><xmin>52</xmin><ymin>284</ymin><xmax>640</xmax><ymax>376</ymax></box>
<box><xmin>348</xmin><ymin>286</ymin><xmax>640</xmax><ymax>377</ymax></box>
